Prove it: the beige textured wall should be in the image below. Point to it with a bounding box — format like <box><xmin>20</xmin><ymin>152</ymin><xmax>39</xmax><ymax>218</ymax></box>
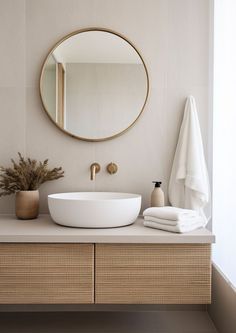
<box><xmin>0</xmin><ymin>0</ymin><xmax>211</xmax><ymax>214</ymax></box>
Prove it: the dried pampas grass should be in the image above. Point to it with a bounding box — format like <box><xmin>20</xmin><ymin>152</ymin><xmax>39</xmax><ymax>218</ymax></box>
<box><xmin>0</xmin><ymin>153</ymin><xmax>64</xmax><ymax>196</ymax></box>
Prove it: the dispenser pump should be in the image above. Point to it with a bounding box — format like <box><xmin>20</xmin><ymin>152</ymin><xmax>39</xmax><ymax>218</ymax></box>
<box><xmin>152</xmin><ymin>181</ymin><xmax>162</xmax><ymax>188</ymax></box>
<box><xmin>151</xmin><ymin>181</ymin><xmax>164</xmax><ymax>207</ymax></box>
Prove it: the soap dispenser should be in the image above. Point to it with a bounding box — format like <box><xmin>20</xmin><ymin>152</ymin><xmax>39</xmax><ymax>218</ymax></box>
<box><xmin>151</xmin><ymin>181</ymin><xmax>164</xmax><ymax>207</ymax></box>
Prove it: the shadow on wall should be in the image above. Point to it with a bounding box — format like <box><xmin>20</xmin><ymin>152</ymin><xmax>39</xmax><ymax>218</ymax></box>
<box><xmin>208</xmin><ymin>264</ymin><xmax>236</xmax><ymax>333</ymax></box>
<box><xmin>0</xmin><ymin>310</ymin><xmax>217</xmax><ymax>333</ymax></box>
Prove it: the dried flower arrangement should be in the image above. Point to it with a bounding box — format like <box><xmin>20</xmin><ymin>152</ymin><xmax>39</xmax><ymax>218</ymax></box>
<box><xmin>0</xmin><ymin>153</ymin><xmax>64</xmax><ymax>197</ymax></box>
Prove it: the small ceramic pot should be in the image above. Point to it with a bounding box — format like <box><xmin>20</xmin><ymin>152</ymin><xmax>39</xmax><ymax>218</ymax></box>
<box><xmin>15</xmin><ymin>190</ymin><xmax>39</xmax><ymax>219</ymax></box>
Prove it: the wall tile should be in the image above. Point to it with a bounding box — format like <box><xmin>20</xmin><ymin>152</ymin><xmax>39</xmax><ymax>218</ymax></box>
<box><xmin>0</xmin><ymin>0</ymin><xmax>25</xmax><ymax>87</ymax></box>
<box><xmin>0</xmin><ymin>0</ymin><xmax>211</xmax><ymax>214</ymax></box>
<box><xmin>0</xmin><ymin>87</ymin><xmax>25</xmax><ymax>213</ymax></box>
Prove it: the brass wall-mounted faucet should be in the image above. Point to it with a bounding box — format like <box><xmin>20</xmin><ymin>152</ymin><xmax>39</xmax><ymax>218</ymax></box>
<box><xmin>90</xmin><ymin>163</ymin><xmax>100</xmax><ymax>180</ymax></box>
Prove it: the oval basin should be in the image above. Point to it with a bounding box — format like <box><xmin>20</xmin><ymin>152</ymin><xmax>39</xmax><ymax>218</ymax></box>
<box><xmin>48</xmin><ymin>192</ymin><xmax>142</xmax><ymax>228</ymax></box>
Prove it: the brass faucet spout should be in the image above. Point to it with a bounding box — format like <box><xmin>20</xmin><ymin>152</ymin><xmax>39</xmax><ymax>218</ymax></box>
<box><xmin>90</xmin><ymin>163</ymin><xmax>100</xmax><ymax>180</ymax></box>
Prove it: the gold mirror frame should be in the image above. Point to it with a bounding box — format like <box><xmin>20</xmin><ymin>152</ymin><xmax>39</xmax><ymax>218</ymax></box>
<box><xmin>39</xmin><ymin>28</ymin><xmax>149</xmax><ymax>142</ymax></box>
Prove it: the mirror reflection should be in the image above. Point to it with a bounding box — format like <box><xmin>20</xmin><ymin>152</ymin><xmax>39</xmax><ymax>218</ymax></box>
<box><xmin>40</xmin><ymin>29</ymin><xmax>149</xmax><ymax>141</ymax></box>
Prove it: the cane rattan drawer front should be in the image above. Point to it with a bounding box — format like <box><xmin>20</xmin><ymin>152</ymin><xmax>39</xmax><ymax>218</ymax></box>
<box><xmin>0</xmin><ymin>243</ymin><xmax>94</xmax><ymax>304</ymax></box>
<box><xmin>95</xmin><ymin>244</ymin><xmax>211</xmax><ymax>304</ymax></box>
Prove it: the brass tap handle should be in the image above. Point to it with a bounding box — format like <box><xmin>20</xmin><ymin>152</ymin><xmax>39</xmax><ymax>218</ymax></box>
<box><xmin>107</xmin><ymin>162</ymin><xmax>118</xmax><ymax>175</ymax></box>
<box><xmin>90</xmin><ymin>163</ymin><xmax>100</xmax><ymax>180</ymax></box>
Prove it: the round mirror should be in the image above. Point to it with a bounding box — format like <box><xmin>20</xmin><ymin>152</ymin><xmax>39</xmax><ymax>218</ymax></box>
<box><xmin>40</xmin><ymin>28</ymin><xmax>149</xmax><ymax>142</ymax></box>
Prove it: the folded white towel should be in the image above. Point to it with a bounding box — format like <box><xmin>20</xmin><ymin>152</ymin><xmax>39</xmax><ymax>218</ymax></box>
<box><xmin>144</xmin><ymin>220</ymin><xmax>204</xmax><ymax>233</ymax></box>
<box><xmin>143</xmin><ymin>206</ymin><xmax>198</xmax><ymax>221</ymax></box>
<box><xmin>144</xmin><ymin>215</ymin><xmax>204</xmax><ymax>227</ymax></box>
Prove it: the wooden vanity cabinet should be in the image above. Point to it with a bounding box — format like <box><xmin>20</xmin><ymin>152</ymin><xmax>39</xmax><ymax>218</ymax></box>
<box><xmin>0</xmin><ymin>243</ymin><xmax>94</xmax><ymax>304</ymax></box>
<box><xmin>95</xmin><ymin>244</ymin><xmax>211</xmax><ymax>304</ymax></box>
<box><xmin>0</xmin><ymin>242</ymin><xmax>211</xmax><ymax>305</ymax></box>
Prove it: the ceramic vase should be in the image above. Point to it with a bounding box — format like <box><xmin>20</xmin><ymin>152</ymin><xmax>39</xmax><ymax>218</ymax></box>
<box><xmin>15</xmin><ymin>190</ymin><xmax>39</xmax><ymax>219</ymax></box>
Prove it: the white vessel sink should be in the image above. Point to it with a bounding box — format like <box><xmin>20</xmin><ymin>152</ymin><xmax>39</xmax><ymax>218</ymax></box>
<box><xmin>48</xmin><ymin>192</ymin><xmax>141</xmax><ymax>228</ymax></box>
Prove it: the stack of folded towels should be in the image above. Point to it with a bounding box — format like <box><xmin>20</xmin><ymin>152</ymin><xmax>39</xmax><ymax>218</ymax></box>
<box><xmin>143</xmin><ymin>206</ymin><xmax>205</xmax><ymax>233</ymax></box>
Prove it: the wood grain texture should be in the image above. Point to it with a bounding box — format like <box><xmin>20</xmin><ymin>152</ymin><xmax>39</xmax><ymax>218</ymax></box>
<box><xmin>95</xmin><ymin>244</ymin><xmax>211</xmax><ymax>304</ymax></box>
<box><xmin>0</xmin><ymin>244</ymin><xmax>94</xmax><ymax>304</ymax></box>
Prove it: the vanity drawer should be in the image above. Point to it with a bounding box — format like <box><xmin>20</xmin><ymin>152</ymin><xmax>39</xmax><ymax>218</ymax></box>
<box><xmin>0</xmin><ymin>244</ymin><xmax>94</xmax><ymax>304</ymax></box>
<box><xmin>95</xmin><ymin>244</ymin><xmax>211</xmax><ymax>304</ymax></box>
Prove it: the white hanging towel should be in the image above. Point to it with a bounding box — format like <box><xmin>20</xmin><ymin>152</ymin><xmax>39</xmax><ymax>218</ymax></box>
<box><xmin>168</xmin><ymin>96</ymin><xmax>210</xmax><ymax>225</ymax></box>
